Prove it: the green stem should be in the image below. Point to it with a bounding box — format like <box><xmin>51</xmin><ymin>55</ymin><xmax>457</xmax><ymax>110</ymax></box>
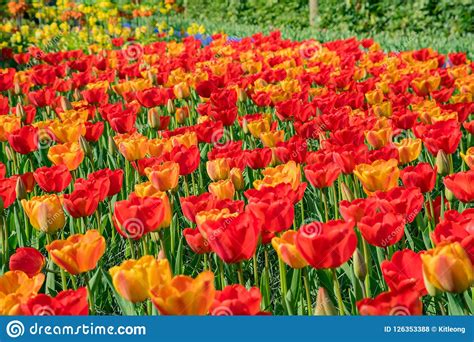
<box><xmin>237</xmin><ymin>262</ymin><xmax>244</xmax><ymax>285</ymax></box>
<box><xmin>303</xmin><ymin>267</ymin><xmax>312</xmax><ymax>315</ymax></box>
<box><xmin>278</xmin><ymin>258</ymin><xmax>289</xmax><ymax>314</ymax></box>
<box><xmin>84</xmin><ymin>272</ymin><xmax>95</xmax><ymax>315</ymax></box>
<box><xmin>331</xmin><ymin>268</ymin><xmax>345</xmax><ymax>315</ymax></box>
<box><xmin>253</xmin><ymin>254</ymin><xmax>259</xmax><ymax>286</ymax></box>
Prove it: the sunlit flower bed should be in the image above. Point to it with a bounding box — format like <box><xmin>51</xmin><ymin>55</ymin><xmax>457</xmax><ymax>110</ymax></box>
<box><xmin>0</xmin><ymin>27</ymin><xmax>473</xmax><ymax>316</ymax></box>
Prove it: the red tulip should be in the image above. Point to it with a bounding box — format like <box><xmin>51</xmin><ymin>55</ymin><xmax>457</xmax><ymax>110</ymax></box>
<box><xmin>357</xmin><ymin>284</ymin><xmax>422</xmax><ymax>315</ymax></box>
<box><xmin>165</xmin><ymin>144</ymin><xmax>200</xmax><ymax>175</ymax></box>
<box><xmin>84</xmin><ymin>121</ymin><xmax>104</xmax><ymax>142</ymax></box>
<box><xmin>0</xmin><ymin>68</ymin><xmax>15</xmax><ymax>91</ymax></box>
<box><xmin>304</xmin><ymin>162</ymin><xmax>341</xmax><ymax>189</ymax></box>
<box><xmin>9</xmin><ymin>247</ymin><xmax>45</xmax><ymax>278</ymax></box>
<box><xmin>82</xmin><ymin>87</ymin><xmax>109</xmax><ymax>105</ymax></box>
<box><xmin>135</xmin><ymin>87</ymin><xmax>169</xmax><ymax>108</ymax></box>
<box><xmin>400</xmin><ymin>163</ymin><xmax>437</xmax><ymax>193</ymax></box>
<box><xmin>245</xmin><ymin>186</ymin><xmax>294</xmax><ymax>241</ymax></box>
<box><xmin>88</xmin><ymin>168</ymin><xmax>123</xmax><ymax>197</ymax></box>
<box><xmin>358</xmin><ymin>211</ymin><xmax>405</xmax><ymax>247</ymax></box>
<box><xmin>444</xmin><ymin>170</ymin><xmax>474</xmax><ymax>203</ymax></box>
<box><xmin>183</xmin><ymin>228</ymin><xmax>211</xmax><ymax>254</ymax></box>
<box><xmin>339</xmin><ymin>197</ymin><xmax>375</xmax><ymax>223</ymax></box>
<box><xmin>245</xmin><ymin>148</ymin><xmax>272</xmax><ymax>169</ymax></box>
<box><xmin>28</xmin><ymin>88</ymin><xmax>56</xmax><ymax>108</ymax></box>
<box><xmin>296</xmin><ymin>220</ymin><xmax>357</xmax><ymax>269</ymax></box>
<box><xmin>200</xmin><ymin>212</ymin><xmax>260</xmax><ymax>264</ymax></box>
<box><xmin>210</xmin><ymin>284</ymin><xmax>265</xmax><ymax>315</ymax></box>
<box><xmin>63</xmin><ymin>188</ymin><xmax>100</xmax><ymax>218</ymax></box>
<box><xmin>381</xmin><ymin>249</ymin><xmax>427</xmax><ymax>296</ymax></box>
<box><xmin>113</xmin><ymin>194</ymin><xmax>165</xmax><ymax>240</ymax></box>
<box><xmin>0</xmin><ymin>162</ymin><xmax>5</xmax><ymax>178</ymax></box>
<box><xmin>20</xmin><ymin>287</ymin><xmax>88</xmax><ymax>315</ymax></box>
<box><xmin>74</xmin><ymin>174</ymin><xmax>110</xmax><ymax>202</ymax></box>
<box><xmin>7</xmin><ymin>126</ymin><xmax>38</xmax><ymax>154</ymax></box>
<box><xmin>108</xmin><ymin>108</ymin><xmax>137</xmax><ymax>134</ymax></box>
<box><xmin>416</xmin><ymin>120</ymin><xmax>462</xmax><ymax>155</ymax></box>
<box><xmin>374</xmin><ymin>187</ymin><xmax>424</xmax><ymax>223</ymax></box>
<box><xmin>33</xmin><ymin>165</ymin><xmax>72</xmax><ymax>193</ymax></box>
<box><xmin>0</xmin><ymin>176</ymin><xmax>17</xmax><ymax>208</ymax></box>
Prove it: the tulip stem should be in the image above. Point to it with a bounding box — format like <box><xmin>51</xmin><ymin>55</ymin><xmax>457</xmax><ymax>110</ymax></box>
<box><xmin>84</xmin><ymin>272</ymin><xmax>95</xmax><ymax>315</ymax></box>
<box><xmin>253</xmin><ymin>254</ymin><xmax>259</xmax><ymax>286</ymax></box>
<box><xmin>331</xmin><ymin>186</ymin><xmax>339</xmax><ymax>219</ymax></box>
<box><xmin>362</xmin><ymin>239</ymin><xmax>371</xmax><ymax>297</ymax></box>
<box><xmin>264</xmin><ymin>249</ymin><xmax>271</xmax><ymax>308</ymax></box>
<box><xmin>218</xmin><ymin>258</ymin><xmax>226</xmax><ymax>289</ymax></box>
<box><xmin>303</xmin><ymin>268</ymin><xmax>312</xmax><ymax>315</ymax></box>
<box><xmin>158</xmin><ymin>229</ymin><xmax>167</xmax><ymax>258</ymax></box>
<box><xmin>128</xmin><ymin>238</ymin><xmax>136</xmax><ymax>259</ymax></box>
<box><xmin>237</xmin><ymin>262</ymin><xmax>244</xmax><ymax>285</ymax></box>
<box><xmin>321</xmin><ymin>190</ymin><xmax>329</xmax><ymax>222</ymax></box>
<box><xmin>278</xmin><ymin>258</ymin><xmax>289</xmax><ymax>314</ymax></box>
<box><xmin>331</xmin><ymin>268</ymin><xmax>344</xmax><ymax>315</ymax></box>
<box><xmin>60</xmin><ymin>269</ymin><xmax>68</xmax><ymax>291</ymax></box>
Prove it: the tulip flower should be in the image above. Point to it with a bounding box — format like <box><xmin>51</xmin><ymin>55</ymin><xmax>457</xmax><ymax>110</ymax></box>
<box><xmin>381</xmin><ymin>249</ymin><xmax>427</xmax><ymax>296</ymax></box>
<box><xmin>150</xmin><ymin>271</ymin><xmax>215</xmax><ymax>315</ymax></box>
<box><xmin>421</xmin><ymin>242</ymin><xmax>474</xmax><ymax>294</ymax></box>
<box><xmin>296</xmin><ymin>220</ymin><xmax>357</xmax><ymax>269</ymax></box>
<box><xmin>63</xmin><ymin>188</ymin><xmax>100</xmax><ymax>218</ymax></box>
<box><xmin>0</xmin><ymin>271</ymin><xmax>45</xmax><ymax>315</ymax></box>
<box><xmin>7</xmin><ymin>126</ymin><xmax>38</xmax><ymax>154</ymax></box>
<box><xmin>109</xmin><ymin>256</ymin><xmax>172</xmax><ymax>303</ymax></box>
<box><xmin>354</xmin><ymin>158</ymin><xmax>400</xmax><ymax>195</ymax></box>
<box><xmin>358</xmin><ymin>211</ymin><xmax>405</xmax><ymax>247</ymax></box>
<box><xmin>365</xmin><ymin>127</ymin><xmax>392</xmax><ymax>149</ymax></box>
<box><xmin>200</xmin><ymin>212</ymin><xmax>260</xmax><ymax>264</ymax></box>
<box><xmin>304</xmin><ymin>162</ymin><xmax>341</xmax><ymax>189</ymax></box>
<box><xmin>46</xmin><ymin>229</ymin><xmax>106</xmax><ymax>275</ymax></box>
<box><xmin>145</xmin><ymin>161</ymin><xmax>180</xmax><ymax>192</ymax></box>
<box><xmin>394</xmin><ymin>138</ymin><xmax>422</xmax><ymax>164</ymax></box>
<box><xmin>400</xmin><ymin>163</ymin><xmax>436</xmax><ymax>193</ymax></box>
<box><xmin>0</xmin><ymin>177</ymin><xmax>18</xmax><ymax>209</ymax></box>
<box><xmin>133</xmin><ymin>183</ymin><xmax>172</xmax><ymax>228</ymax></box>
<box><xmin>272</xmin><ymin>231</ymin><xmax>308</xmax><ymax>269</ymax></box>
<box><xmin>460</xmin><ymin>147</ymin><xmax>474</xmax><ymax>170</ymax></box>
<box><xmin>208</xmin><ymin>179</ymin><xmax>235</xmax><ymax>200</ymax></box>
<box><xmin>443</xmin><ymin>170</ymin><xmax>474</xmax><ymax>203</ymax></box>
<box><xmin>357</xmin><ymin>284</ymin><xmax>422</xmax><ymax>315</ymax></box>
<box><xmin>210</xmin><ymin>284</ymin><xmax>265</xmax><ymax>315</ymax></box>
<box><xmin>21</xmin><ymin>194</ymin><xmax>65</xmax><ymax>234</ymax></box>
<box><xmin>0</xmin><ymin>115</ymin><xmax>21</xmax><ymax>141</ymax></box>
<box><xmin>206</xmin><ymin>158</ymin><xmax>230</xmax><ymax>181</ymax></box>
<box><xmin>9</xmin><ymin>247</ymin><xmax>45</xmax><ymax>278</ymax></box>
<box><xmin>116</xmin><ymin>134</ymin><xmax>148</xmax><ymax>161</ymax></box>
<box><xmin>33</xmin><ymin>165</ymin><xmax>72</xmax><ymax>193</ymax></box>
<box><xmin>20</xmin><ymin>287</ymin><xmax>88</xmax><ymax>316</ymax></box>
<box><xmin>113</xmin><ymin>194</ymin><xmax>166</xmax><ymax>239</ymax></box>
<box><xmin>183</xmin><ymin>228</ymin><xmax>212</xmax><ymax>254</ymax></box>
<box><xmin>47</xmin><ymin>142</ymin><xmax>85</xmax><ymax>171</ymax></box>
<box><xmin>88</xmin><ymin>168</ymin><xmax>124</xmax><ymax>197</ymax></box>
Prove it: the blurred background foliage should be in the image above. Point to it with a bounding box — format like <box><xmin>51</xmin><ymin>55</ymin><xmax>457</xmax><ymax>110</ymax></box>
<box><xmin>181</xmin><ymin>0</ymin><xmax>474</xmax><ymax>35</ymax></box>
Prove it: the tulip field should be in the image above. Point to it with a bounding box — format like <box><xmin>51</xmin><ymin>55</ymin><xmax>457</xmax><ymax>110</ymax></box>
<box><xmin>0</xmin><ymin>1</ymin><xmax>473</xmax><ymax>318</ymax></box>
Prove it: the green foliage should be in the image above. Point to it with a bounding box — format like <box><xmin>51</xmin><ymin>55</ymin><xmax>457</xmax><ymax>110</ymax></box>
<box><xmin>181</xmin><ymin>0</ymin><xmax>474</xmax><ymax>35</ymax></box>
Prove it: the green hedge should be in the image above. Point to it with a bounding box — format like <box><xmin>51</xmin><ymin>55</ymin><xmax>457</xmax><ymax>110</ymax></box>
<box><xmin>181</xmin><ymin>0</ymin><xmax>474</xmax><ymax>35</ymax></box>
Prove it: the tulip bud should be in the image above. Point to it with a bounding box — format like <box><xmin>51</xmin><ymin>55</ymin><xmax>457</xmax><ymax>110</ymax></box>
<box><xmin>436</xmin><ymin>150</ymin><xmax>449</xmax><ymax>176</ymax></box>
<box><xmin>60</xmin><ymin>96</ymin><xmax>73</xmax><ymax>111</ymax></box>
<box><xmin>79</xmin><ymin>136</ymin><xmax>92</xmax><ymax>159</ymax></box>
<box><xmin>15</xmin><ymin>177</ymin><xmax>27</xmax><ymax>201</ymax></box>
<box><xmin>147</xmin><ymin>70</ymin><xmax>156</xmax><ymax>85</ymax></box>
<box><xmin>230</xmin><ymin>168</ymin><xmax>244</xmax><ymax>190</ymax></box>
<box><xmin>445</xmin><ymin>187</ymin><xmax>454</xmax><ymax>202</ymax></box>
<box><xmin>14</xmin><ymin>80</ymin><xmax>21</xmax><ymax>95</ymax></box>
<box><xmin>73</xmin><ymin>88</ymin><xmax>82</xmax><ymax>101</ymax></box>
<box><xmin>108</xmin><ymin>135</ymin><xmax>118</xmax><ymax>155</ymax></box>
<box><xmin>175</xmin><ymin>107</ymin><xmax>189</xmax><ymax>124</ymax></box>
<box><xmin>157</xmin><ymin>249</ymin><xmax>166</xmax><ymax>260</ymax></box>
<box><xmin>166</xmin><ymin>99</ymin><xmax>175</xmax><ymax>114</ymax></box>
<box><xmin>4</xmin><ymin>144</ymin><xmax>14</xmax><ymax>161</ymax></box>
<box><xmin>353</xmin><ymin>249</ymin><xmax>367</xmax><ymax>281</ymax></box>
<box><xmin>16</xmin><ymin>102</ymin><xmax>26</xmax><ymax>122</ymax></box>
<box><xmin>147</xmin><ymin>108</ymin><xmax>161</xmax><ymax>129</ymax></box>
<box><xmin>237</xmin><ymin>87</ymin><xmax>247</xmax><ymax>102</ymax></box>
<box><xmin>315</xmin><ymin>287</ymin><xmax>337</xmax><ymax>315</ymax></box>
<box><xmin>340</xmin><ymin>182</ymin><xmax>354</xmax><ymax>202</ymax></box>
<box><xmin>242</xmin><ymin>118</ymin><xmax>249</xmax><ymax>134</ymax></box>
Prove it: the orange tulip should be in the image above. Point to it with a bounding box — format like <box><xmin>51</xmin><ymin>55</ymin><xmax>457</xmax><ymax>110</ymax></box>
<box><xmin>116</xmin><ymin>134</ymin><xmax>148</xmax><ymax>161</ymax></box>
<box><xmin>134</xmin><ymin>182</ymin><xmax>172</xmax><ymax>228</ymax></box>
<box><xmin>148</xmin><ymin>137</ymin><xmax>172</xmax><ymax>157</ymax></box>
<box><xmin>46</xmin><ymin>229</ymin><xmax>106</xmax><ymax>275</ymax></box>
<box><xmin>47</xmin><ymin>142</ymin><xmax>84</xmax><ymax>170</ymax></box>
<box><xmin>460</xmin><ymin>147</ymin><xmax>474</xmax><ymax>170</ymax></box>
<box><xmin>421</xmin><ymin>242</ymin><xmax>474</xmax><ymax>294</ymax></box>
<box><xmin>49</xmin><ymin>119</ymin><xmax>85</xmax><ymax>143</ymax></box>
<box><xmin>173</xmin><ymin>82</ymin><xmax>190</xmax><ymax>99</ymax></box>
<box><xmin>260</xmin><ymin>130</ymin><xmax>285</xmax><ymax>148</ymax></box>
<box><xmin>365</xmin><ymin>89</ymin><xmax>384</xmax><ymax>105</ymax></box>
<box><xmin>0</xmin><ymin>115</ymin><xmax>21</xmax><ymax>141</ymax></box>
<box><xmin>150</xmin><ymin>271</ymin><xmax>215</xmax><ymax>315</ymax></box>
<box><xmin>208</xmin><ymin>179</ymin><xmax>235</xmax><ymax>200</ymax></box>
<box><xmin>365</xmin><ymin>127</ymin><xmax>392</xmax><ymax>149</ymax></box>
<box><xmin>247</xmin><ymin>118</ymin><xmax>270</xmax><ymax>138</ymax></box>
<box><xmin>230</xmin><ymin>167</ymin><xmax>244</xmax><ymax>190</ymax></box>
<box><xmin>256</xmin><ymin>160</ymin><xmax>301</xmax><ymax>190</ymax></box>
<box><xmin>271</xmin><ymin>230</ymin><xmax>308</xmax><ymax>269</ymax></box>
<box><xmin>109</xmin><ymin>255</ymin><xmax>172</xmax><ymax>303</ymax></box>
<box><xmin>394</xmin><ymin>138</ymin><xmax>422</xmax><ymax>164</ymax></box>
<box><xmin>0</xmin><ymin>271</ymin><xmax>45</xmax><ymax>315</ymax></box>
<box><xmin>145</xmin><ymin>161</ymin><xmax>180</xmax><ymax>191</ymax></box>
<box><xmin>354</xmin><ymin>158</ymin><xmax>400</xmax><ymax>195</ymax></box>
<box><xmin>206</xmin><ymin>158</ymin><xmax>230</xmax><ymax>181</ymax></box>
<box><xmin>171</xmin><ymin>131</ymin><xmax>197</xmax><ymax>148</ymax></box>
<box><xmin>21</xmin><ymin>194</ymin><xmax>65</xmax><ymax>234</ymax></box>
